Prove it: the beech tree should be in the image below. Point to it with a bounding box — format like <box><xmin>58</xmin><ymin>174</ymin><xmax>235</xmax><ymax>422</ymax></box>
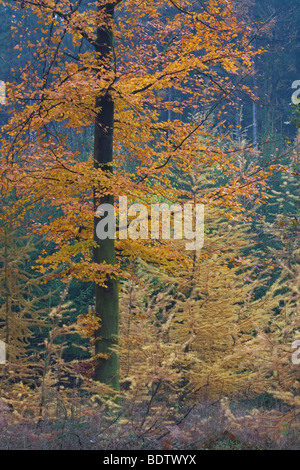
<box><xmin>0</xmin><ymin>0</ymin><xmax>270</xmax><ymax>391</ymax></box>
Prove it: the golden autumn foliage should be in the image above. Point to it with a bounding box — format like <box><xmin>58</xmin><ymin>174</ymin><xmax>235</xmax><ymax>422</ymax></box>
<box><xmin>0</xmin><ymin>0</ymin><xmax>298</xmax><ymax>449</ymax></box>
<box><xmin>0</xmin><ymin>0</ymin><xmax>271</xmax><ymax>389</ymax></box>
<box><xmin>0</xmin><ymin>0</ymin><xmax>265</xmax><ymax>281</ymax></box>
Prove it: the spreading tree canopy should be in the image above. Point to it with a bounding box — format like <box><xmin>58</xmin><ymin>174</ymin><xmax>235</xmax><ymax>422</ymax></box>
<box><xmin>0</xmin><ymin>0</ymin><xmax>273</xmax><ymax>390</ymax></box>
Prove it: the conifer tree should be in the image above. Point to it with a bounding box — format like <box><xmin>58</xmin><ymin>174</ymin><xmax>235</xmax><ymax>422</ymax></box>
<box><xmin>252</xmin><ymin>132</ymin><xmax>300</xmax><ymax>421</ymax></box>
<box><xmin>0</xmin><ymin>227</ymin><xmax>48</xmax><ymax>380</ymax></box>
<box><xmin>116</xmin><ymin>147</ymin><xmax>279</xmax><ymax>406</ymax></box>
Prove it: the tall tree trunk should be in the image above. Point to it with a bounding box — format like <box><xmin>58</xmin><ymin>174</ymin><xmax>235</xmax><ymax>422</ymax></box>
<box><xmin>252</xmin><ymin>71</ymin><xmax>258</xmax><ymax>147</ymax></box>
<box><xmin>93</xmin><ymin>3</ymin><xmax>119</xmax><ymax>390</ymax></box>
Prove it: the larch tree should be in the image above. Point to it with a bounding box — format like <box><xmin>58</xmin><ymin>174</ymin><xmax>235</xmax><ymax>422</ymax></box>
<box><xmin>0</xmin><ymin>225</ymin><xmax>50</xmax><ymax>382</ymax></box>
<box><xmin>0</xmin><ymin>0</ymin><xmax>269</xmax><ymax>392</ymax></box>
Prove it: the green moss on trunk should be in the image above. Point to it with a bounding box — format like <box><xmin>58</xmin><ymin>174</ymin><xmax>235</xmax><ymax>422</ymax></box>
<box><xmin>93</xmin><ymin>4</ymin><xmax>119</xmax><ymax>390</ymax></box>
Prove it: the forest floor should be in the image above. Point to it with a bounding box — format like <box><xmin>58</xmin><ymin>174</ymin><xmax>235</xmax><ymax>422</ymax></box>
<box><xmin>0</xmin><ymin>398</ymin><xmax>298</xmax><ymax>450</ymax></box>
